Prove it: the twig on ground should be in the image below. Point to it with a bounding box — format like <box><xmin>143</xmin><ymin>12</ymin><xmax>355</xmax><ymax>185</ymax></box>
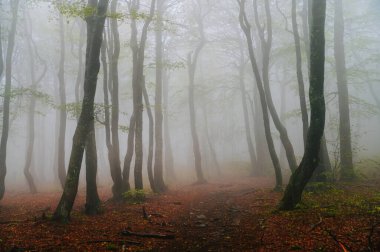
<box><xmin>121</xmin><ymin>229</ymin><xmax>175</xmax><ymax>239</ymax></box>
<box><xmin>310</xmin><ymin>214</ymin><xmax>323</xmax><ymax>231</ymax></box>
<box><xmin>85</xmin><ymin>240</ymin><xmax>141</xmax><ymax>246</ymax></box>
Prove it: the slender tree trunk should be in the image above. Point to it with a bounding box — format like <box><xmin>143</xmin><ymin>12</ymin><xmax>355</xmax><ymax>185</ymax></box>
<box><xmin>334</xmin><ymin>0</ymin><xmax>355</xmax><ymax>181</ymax></box>
<box><xmin>23</xmin><ymin>11</ymin><xmax>47</xmax><ymax>194</ymax></box>
<box><xmin>292</xmin><ymin>0</ymin><xmax>308</xmax><ymax>147</ymax></box>
<box><xmin>123</xmin><ymin>0</ymin><xmax>155</xmax><ymax>191</ymax></box>
<box><xmin>153</xmin><ymin>0</ymin><xmax>166</xmax><ymax>192</ymax></box>
<box><xmin>238</xmin><ymin>0</ymin><xmax>282</xmax><ymax>190</ymax></box>
<box><xmin>202</xmin><ymin>107</ymin><xmax>221</xmax><ymax>176</ymax></box>
<box><xmin>58</xmin><ymin>9</ymin><xmax>67</xmax><ymax>188</ymax></box>
<box><xmin>0</xmin><ymin>0</ymin><xmax>3</xmax><ymax>81</ymax></box>
<box><xmin>142</xmin><ymin>76</ymin><xmax>157</xmax><ymax>192</ymax></box>
<box><xmin>53</xmin><ymin>0</ymin><xmax>108</xmax><ymax>222</ymax></box>
<box><xmin>108</xmin><ymin>0</ymin><xmax>123</xmax><ymax>199</ymax></box>
<box><xmin>75</xmin><ymin>22</ymin><xmax>85</xmax><ymax>108</ymax></box>
<box><xmin>0</xmin><ymin>0</ymin><xmax>20</xmax><ymax>200</ymax></box>
<box><xmin>238</xmin><ymin>47</ymin><xmax>257</xmax><ymax>175</ymax></box>
<box><xmin>253</xmin><ymin>0</ymin><xmax>297</xmax><ymax>173</ymax></box>
<box><xmin>279</xmin><ymin>0</ymin><xmax>327</xmax><ymax>210</ymax></box>
<box><xmin>163</xmin><ymin>72</ymin><xmax>176</xmax><ymax>182</ymax></box>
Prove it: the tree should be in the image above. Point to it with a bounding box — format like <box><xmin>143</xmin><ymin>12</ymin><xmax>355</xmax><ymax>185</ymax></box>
<box><xmin>334</xmin><ymin>0</ymin><xmax>355</xmax><ymax>180</ymax></box>
<box><xmin>187</xmin><ymin>0</ymin><xmax>207</xmax><ymax>184</ymax></box>
<box><xmin>292</xmin><ymin>0</ymin><xmax>308</xmax><ymax>147</ymax></box>
<box><xmin>53</xmin><ymin>0</ymin><xmax>108</xmax><ymax>222</ymax></box>
<box><xmin>238</xmin><ymin>0</ymin><xmax>282</xmax><ymax>190</ymax></box>
<box><xmin>123</xmin><ymin>0</ymin><xmax>156</xmax><ymax>190</ymax></box>
<box><xmin>107</xmin><ymin>0</ymin><xmax>123</xmax><ymax>199</ymax></box>
<box><xmin>57</xmin><ymin>1</ymin><xmax>68</xmax><ymax>188</ymax></box>
<box><xmin>253</xmin><ymin>0</ymin><xmax>297</xmax><ymax>173</ymax></box>
<box><xmin>153</xmin><ymin>0</ymin><xmax>167</xmax><ymax>192</ymax></box>
<box><xmin>23</xmin><ymin>10</ymin><xmax>48</xmax><ymax>194</ymax></box>
<box><xmin>279</xmin><ymin>0</ymin><xmax>327</xmax><ymax>210</ymax></box>
<box><xmin>0</xmin><ymin>0</ymin><xmax>20</xmax><ymax>200</ymax></box>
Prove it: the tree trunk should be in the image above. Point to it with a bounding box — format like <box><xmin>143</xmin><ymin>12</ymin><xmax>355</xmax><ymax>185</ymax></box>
<box><xmin>124</xmin><ymin>0</ymin><xmax>156</xmax><ymax>191</ymax></box>
<box><xmin>238</xmin><ymin>0</ymin><xmax>282</xmax><ymax>190</ymax></box>
<box><xmin>53</xmin><ymin>0</ymin><xmax>108</xmax><ymax>222</ymax></box>
<box><xmin>108</xmin><ymin>0</ymin><xmax>123</xmax><ymax>199</ymax></box>
<box><xmin>334</xmin><ymin>0</ymin><xmax>355</xmax><ymax>181</ymax></box>
<box><xmin>142</xmin><ymin>76</ymin><xmax>157</xmax><ymax>192</ymax></box>
<box><xmin>75</xmin><ymin>22</ymin><xmax>85</xmax><ymax>109</ymax></box>
<box><xmin>163</xmin><ymin>72</ymin><xmax>176</xmax><ymax>182</ymax></box>
<box><xmin>0</xmin><ymin>0</ymin><xmax>20</xmax><ymax>200</ymax></box>
<box><xmin>23</xmin><ymin>11</ymin><xmax>47</xmax><ymax>194</ymax></box>
<box><xmin>202</xmin><ymin>107</ymin><xmax>221</xmax><ymax>176</ymax></box>
<box><xmin>85</xmin><ymin>122</ymin><xmax>101</xmax><ymax>215</ymax></box>
<box><xmin>292</xmin><ymin>0</ymin><xmax>309</xmax><ymax>147</ymax></box>
<box><xmin>153</xmin><ymin>0</ymin><xmax>167</xmax><ymax>192</ymax></box>
<box><xmin>58</xmin><ymin>9</ymin><xmax>67</xmax><ymax>189</ymax></box>
<box><xmin>253</xmin><ymin>0</ymin><xmax>297</xmax><ymax>173</ymax></box>
<box><xmin>279</xmin><ymin>0</ymin><xmax>327</xmax><ymax>210</ymax></box>
<box><xmin>238</xmin><ymin>46</ymin><xmax>257</xmax><ymax>175</ymax></box>
<box><xmin>302</xmin><ymin>0</ymin><xmax>331</xmax><ymax>180</ymax></box>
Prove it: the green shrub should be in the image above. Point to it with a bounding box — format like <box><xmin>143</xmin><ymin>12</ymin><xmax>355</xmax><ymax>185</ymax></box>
<box><xmin>122</xmin><ymin>189</ymin><xmax>146</xmax><ymax>204</ymax></box>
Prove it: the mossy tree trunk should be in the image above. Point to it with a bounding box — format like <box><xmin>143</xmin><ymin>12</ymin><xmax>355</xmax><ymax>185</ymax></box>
<box><xmin>279</xmin><ymin>0</ymin><xmax>327</xmax><ymax>210</ymax></box>
<box><xmin>53</xmin><ymin>0</ymin><xmax>108</xmax><ymax>222</ymax></box>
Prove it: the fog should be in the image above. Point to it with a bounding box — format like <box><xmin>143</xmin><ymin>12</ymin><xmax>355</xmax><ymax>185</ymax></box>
<box><xmin>0</xmin><ymin>0</ymin><xmax>379</xmax><ymax>194</ymax></box>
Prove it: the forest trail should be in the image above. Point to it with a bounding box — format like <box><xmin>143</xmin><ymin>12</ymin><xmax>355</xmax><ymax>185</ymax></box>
<box><xmin>0</xmin><ymin>177</ymin><xmax>379</xmax><ymax>251</ymax></box>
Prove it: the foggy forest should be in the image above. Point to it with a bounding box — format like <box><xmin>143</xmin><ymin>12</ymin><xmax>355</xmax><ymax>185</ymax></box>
<box><xmin>0</xmin><ymin>0</ymin><xmax>379</xmax><ymax>251</ymax></box>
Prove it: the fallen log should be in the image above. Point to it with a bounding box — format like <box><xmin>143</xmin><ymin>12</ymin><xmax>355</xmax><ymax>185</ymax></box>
<box><xmin>121</xmin><ymin>229</ymin><xmax>175</xmax><ymax>239</ymax></box>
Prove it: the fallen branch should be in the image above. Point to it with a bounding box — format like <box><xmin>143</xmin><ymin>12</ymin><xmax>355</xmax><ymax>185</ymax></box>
<box><xmin>327</xmin><ymin>230</ymin><xmax>352</xmax><ymax>252</ymax></box>
<box><xmin>85</xmin><ymin>240</ymin><xmax>141</xmax><ymax>246</ymax></box>
<box><xmin>121</xmin><ymin>229</ymin><xmax>175</xmax><ymax>239</ymax></box>
<box><xmin>310</xmin><ymin>214</ymin><xmax>323</xmax><ymax>231</ymax></box>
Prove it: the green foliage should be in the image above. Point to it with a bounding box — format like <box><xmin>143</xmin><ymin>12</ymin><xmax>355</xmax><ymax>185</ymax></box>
<box><xmin>0</xmin><ymin>87</ymin><xmax>53</xmax><ymax>106</ymax></box>
<box><xmin>122</xmin><ymin>189</ymin><xmax>146</xmax><ymax>204</ymax></box>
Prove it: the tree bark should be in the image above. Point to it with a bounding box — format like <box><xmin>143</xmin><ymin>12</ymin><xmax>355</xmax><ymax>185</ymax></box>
<box><xmin>23</xmin><ymin>11</ymin><xmax>47</xmax><ymax>194</ymax></box>
<box><xmin>279</xmin><ymin>0</ymin><xmax>327</xmax><ymax>210</ymax></box>
<box><xmin>238</xmin><ymin>0</ymin><xmax>282</xmax><ymax>190</ymax></box>
<box><xmin>75</xmin><ymin>22</ymin><xmax>85</xmax><ymax>109</ymax></box>
<box><xmin>0</xmin><ymin>0</ymin><xmax>20</xmax><ymax>200</ymax></box>
<box><xmin>58</xmin><ymin>8</ymin><xmax>67</xmax><ymax>189</ymax></box>
<box><xmin>142</xmin><ymin>76</ymin><xmax>157</xmax><ymax>192</ymax></box>
<box><xmin>253</xmin><ymin>0</ymin><xmax>297</xmax><ymax>173</ymax></box>
<box><xmin>292</xmin><ymin>0</ymin><xmax>309</xmax><ymax>147</ymax></box>
<box><xmin>153</xmin><ymin>0</ymin><xmax>167</xmax><ymax>192</ymax></box>
<box><xmin>238</xmin><ymin>44</ymin><xmax>257</xmax><ymax>175</ymax></box>
<box><xmin>187</xmin><ymin>0</ymin><xmax>207</xmax><ymax>184</ymax></box>
<box><xmin>108</xmin><ymin>0</ymin><xmax>123</xmax><ymax>199</ymax></box>
<box><xmin>53</xmin><ymin>0</ymin><xmax>108</xmax><ymax>222</ymax></box>
<box><xmin>334</xmin><ymin>0</ymin><xmax>355</xmax><ymax>180</ymax></box>
<box><xmin>163</xmin><ymin>72</ymin><xmax>176</xmax><ymax>182</ymax></box>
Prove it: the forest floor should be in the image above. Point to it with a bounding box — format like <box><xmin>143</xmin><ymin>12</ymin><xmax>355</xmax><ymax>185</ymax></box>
<box><xmin>0</xmin><ymin>177</ymin><xmax>379</xmax><ymax>251</ymax></box>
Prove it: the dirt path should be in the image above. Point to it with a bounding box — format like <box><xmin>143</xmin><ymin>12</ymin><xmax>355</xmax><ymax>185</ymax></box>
<box><xmin>0</xmin><ymin>177</ymin><xmax>379</xmax><ymax>251</ymax></box>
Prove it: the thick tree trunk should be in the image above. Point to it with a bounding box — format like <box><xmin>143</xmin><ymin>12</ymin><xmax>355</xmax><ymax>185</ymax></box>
<box><xmin>253</xmin><ymin>0</ymin><xmax>297</xmax><ymax>173</ymax></box>
<box><xmin>108</xmin><ymin>0</ymin><xmax>123</xmax><ymax>199</ymax></box>
<box><xmin>0</xmin><ymin>0</ymin><xmax>20</xmax><ymax>200</ymax></box>
<box><xmin>53</xmin><ymin>0</ymin><xmax>108</xmax><ymax>222</ymax></box>
<box><xmin>302</xmin><ymin>0</ymin><xmax>331</xmax><ymax>180</ymax></box>
<box><xmin>153</xmin><ymin>0</ymin><xmax>166</xmax><ymax>192</ymax></box>
<box><xmin>163</xmin><ymin>72</ymin><xmax>176</xmax><ymax>182</ymax></box>
<box><xmin>279</xmin><ymin>0</ymin><xmax>327</xmax><ymax>210</ymax></box>
<box><xmin>85</xmin><ymin>122</ymin><xmax>101</xmax><ymax>215</ymax></box>
<box><xmin>238</xmin><ymin>0</ymin><xmax>282</xmax><ymax>190</ymax></box>
<box><xmin>142</xmin><ymin>76</ymin><xmax>157</xmax><ymax>192</ymax></box>
<box><xmin>292</xmin><ymin>0</ymin><xmax>309</xmax><ymax>147</ymax></box>
<box><xmin>334</xmin><ymin>0</ymin><xmax>355</xmax><ymax>181</ymax></box>
<box><xmin>58</xmin><ymin>10</ymin><xmax>67</xmax><ymax>188</ymax></box>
